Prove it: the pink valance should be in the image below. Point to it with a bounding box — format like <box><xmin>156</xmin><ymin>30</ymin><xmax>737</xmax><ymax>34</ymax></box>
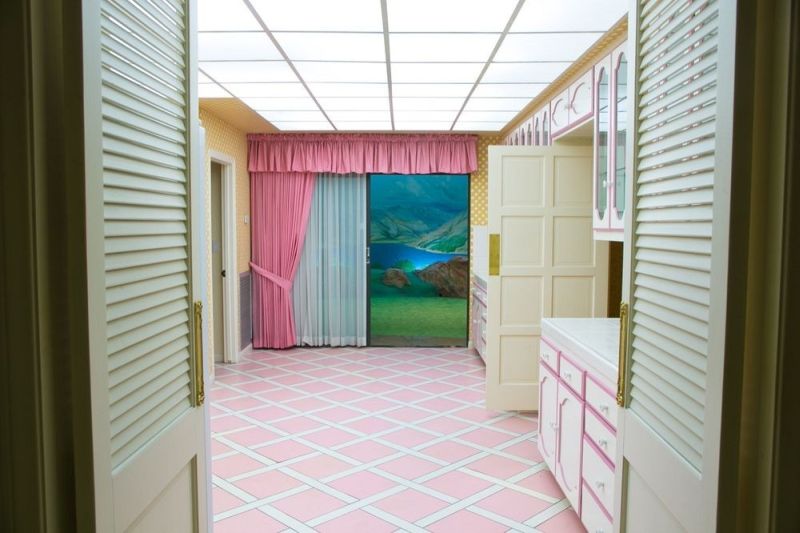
<box><xmin>248</xmin><ymin>133</ymin><xmax>478</xmax><ymax>175</ymax></box>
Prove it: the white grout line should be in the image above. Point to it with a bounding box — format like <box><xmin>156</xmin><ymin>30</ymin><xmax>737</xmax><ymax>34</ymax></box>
<box><xmin>523</xmin><ymin>497</ymin><xmax>572</xmax><ymax>527</ymax></box>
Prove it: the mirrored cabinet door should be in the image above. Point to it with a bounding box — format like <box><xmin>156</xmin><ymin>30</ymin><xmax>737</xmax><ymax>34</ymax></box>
<box><xmin>594</xmin><ymin>56</ymin><xmax>612</xmax><ymax>231</ymax></box>
<box><xmin>611</xmin><ymin>47</ymin><xmax>627</xmax><ymax>230</ymax></box>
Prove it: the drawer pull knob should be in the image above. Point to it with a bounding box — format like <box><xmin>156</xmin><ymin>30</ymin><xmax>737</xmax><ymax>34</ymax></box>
<box><xmin>550</xmin><ymin>422</ymin><xmax>559</xmax><ymax>430</ymax></box>
<box><xmin>600</xmin><ymin>405</ymin><xmax>610</xmax><ymax>414</ymax></box>
<box><xmin>564</xmin><ymin>372</ymin><xmax>573</xmax><ymax>380</ymax></box>
<box><xmin>595</xmin><ymin>481</ymin><xmax>605</xmax><ymax>491</ymax></box>
<box><xmin>598</xmin><ymin>439</ymin><xmax>608</xmax><ymax>449</ymax></box>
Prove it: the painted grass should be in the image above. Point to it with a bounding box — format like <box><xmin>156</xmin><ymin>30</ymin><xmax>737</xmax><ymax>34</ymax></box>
<box><xmin>370</xmin><ymin>296</ymin><xmax>467</xmax><ymax>339</ymax></box>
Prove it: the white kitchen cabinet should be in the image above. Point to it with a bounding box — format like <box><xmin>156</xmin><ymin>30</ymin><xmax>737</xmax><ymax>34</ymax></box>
<box><xmin>556</xmin><ymin>381</ymin><xmax>584</xmax><ymax>512</ymax></box>
<box><xmin>538</xmin><ymin>361</ymin><xmax>559</xmax><ymax>471</ymax></box>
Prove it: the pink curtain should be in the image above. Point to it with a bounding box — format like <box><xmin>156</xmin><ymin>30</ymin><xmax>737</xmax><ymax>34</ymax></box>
<box><xmin>248</xmin><ymin>133</ymin><xmax>478</xmax><ymax>175</ymax></box>
<box><xmin>250</xmin><ymin>171</ymin><xmax>316</xmax><ymax>349</ymax></box>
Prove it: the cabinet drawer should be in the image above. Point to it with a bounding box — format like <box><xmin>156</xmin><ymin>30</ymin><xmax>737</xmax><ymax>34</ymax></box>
<box><xmin>539</xmin><ymin>339</ymin><xmax>558</xmax><ymax>371</ymax></box>
<box><xmin>581</xmin><ymin>481</ymin><xmax>613</xmax><ymax>533</ymax></box>
<box><xmin>585</xmin><ymin>407</ymin><xmax>616</xmax><ymax>465</ymax></box>
<box><xmin>559</xmin><ymin>355</ymin><xmax>585</xmax><ymax>398</ymax></box>
<box><xmin>586</xmin><ymin>377</ymin><xmax>617</xmax><ymax>428</ymax></box>
<box><xmin>582</xmin><ymin>437</ymin><xmax>615</xmax><ymax>514</ymax></box>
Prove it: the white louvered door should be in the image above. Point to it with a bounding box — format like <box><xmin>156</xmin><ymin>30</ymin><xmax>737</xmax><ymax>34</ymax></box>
<box><xmin>83</xmin><ymin>0</ymin><xmax>208</xmax><ymax>530</ymax></box>
<box><xmin>614</xmin><ymin>0</ymin><xmax>735</xmax><ymax>531</ymax></box>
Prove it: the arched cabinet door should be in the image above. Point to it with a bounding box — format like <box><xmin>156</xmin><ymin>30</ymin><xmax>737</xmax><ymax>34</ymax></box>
<box><xmin>569</xmin><ymin>69</ymin><xmax>595</xmax><ymax>125</ymax></box>
<box><xmin>611</xmin><ymin>45</ymin><xmax>628</xmax><ymax>231</ymax></box>
<box><xmin>550</xmin><ymin>89</ymin><xmax>569</xmax><ymax>137</ymax></box>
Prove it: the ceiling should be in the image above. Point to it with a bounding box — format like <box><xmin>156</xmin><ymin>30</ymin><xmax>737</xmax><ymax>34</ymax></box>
<box><xmin>198</xmin><ymin>0</ymin><xmax>627</xmax><ymax>132</ymax></box>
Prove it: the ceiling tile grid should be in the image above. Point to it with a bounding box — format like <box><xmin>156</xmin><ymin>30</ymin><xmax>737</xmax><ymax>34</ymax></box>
<box><xmin>198</xmin><ymin>0</ymin><xmax>627</xmax><ymax>132</ymax></box>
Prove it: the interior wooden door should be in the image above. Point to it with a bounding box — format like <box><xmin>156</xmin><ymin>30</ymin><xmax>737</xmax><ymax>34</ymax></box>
<box><xmin>614</xmin><ymin>0</ymin><xmax>733</xmax><ymax>531</ymax></box>
<box><xmin>485</xmin><ymin>145</ymin><xmax>608</xmax><ymax>411</ymax></box>
<box><xmin>82</xmin><ymin>0</ymin><xmax>209</xmax><ymax>530</ymax></box>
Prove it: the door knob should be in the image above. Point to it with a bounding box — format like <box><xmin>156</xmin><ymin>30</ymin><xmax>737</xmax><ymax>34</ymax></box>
<box><xmin>221</xmin><ymin>269</ymin><xmax>226</xmax><ymax>278</ymax></box>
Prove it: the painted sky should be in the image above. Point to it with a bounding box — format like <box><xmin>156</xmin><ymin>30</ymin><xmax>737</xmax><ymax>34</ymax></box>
<box><xmin>370</xmin><ymin>174</ymin><xmax>468</xmax><ymax>214</ymax></box>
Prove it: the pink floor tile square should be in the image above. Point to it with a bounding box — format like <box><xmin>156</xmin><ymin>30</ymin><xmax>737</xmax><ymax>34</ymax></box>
<box><xmin>446</xmin><ymin>389</ymin><xmax>484</xmax><ymax>403</ymax></box>
<box><xmin>337</xmin><ymin>440</ymin><xmax>396</xmax><ymax>462</ymax></box>
<box><xmin>210</xmin><ymin>388</ymin><xmax>241</xmax><ymax>401</ymax></box>
<box><xmin>359</xmin><ymin>368</ymin><xmax>397</xmax><ymax>379</ymax></box>
<box><xmin>294</xmin><ymin>380</ymin><xmax>338</xmax><ymax>393</ymax></box>
<box><xmin>328</xmin><ymin>373</ymin><xmax>369</xmax><ymax>386</ymax></box>
<box><xmin>270</xmin><ymin>488</ymin><xmax>346</xmax><ymax>522</ymax></box>
<box><xmin>212</xmin><ymin>486</ymin><xmax>244</xmax><ymax>514</ymax></box>
<box><xmin>302</xmin><ymin>427</ymin><xmax>360</xmax><ymax>447</ymax></box>
<box><xmin>248</xmin><ymin>405</ymin><xmax>293</xmax><ymax>422</ymax></box>
<box><xmin>536</xmin><ymin>507</ymin><xmax>585</xmax><ymax>532</ymax></box>
<box><xmin>419</xmin><ymin>441</ymin><xmax>481</xmax><ymax>462</ymax></box>
<box><xmin>283</xmin><ymin>396</ymin><xmax>332</xmax><ymax>412</ymax></box>
<box><xmin>314</xmin><ymin>406</ymin><xmax>362</xmax><ymax>423</ymax></box>
<box><xmin>414</xmin><ymin>381</ymin><xmax>458</xmax><ymax>394</ymax></box>
<box><xmin>459</xmin><ymin>427</ymin><xmax>516</xmax><ymax>448</ymax></box>
<box><xmin>452</xmin><ymin>406</ymin><xmax>505</xmax><ymax>423</ymax></box>
<box><xmin>225</xmin><ymin>426</ymin><xmax>280</xmax><ymax>447</ymax></box>
<box><xmin>349</xmin><ymin>397</ymin><xmax>397</xmax><ymax>412</ymax></box>
<box><xmin>414</xmin><ymin>368</ymin><xmax>450</xmax><ymax>379</ymax></box>
<box><xmin>211</xmin><ymin>416</ymin><xmax>252</xmax><ymax>434</ymax></box>
<box><xmin>209</xmin><ymin>406</ymin><xmax>225</xmax><ymax>417</ymax></box>
<box><xmin>257</xmin><ymin>388</ymin><xmax>303</xmax><ymax>402</ymax></box>
<box><xmin>372</xmin><ymin>488</ymin><xmax>450</xmax><ymax>522</ymax></box>
<box><xmin>216</xmin><ymin>373</ymin><xmax>255</xmax><ymax>385</ymax></box>
<box><xmin>304</xmin><ymin>368</ymin><xmax>342</xmax><ymax>379</ymax></box>
<box><xmin>211</xmin><ymin>438</ymin><xmax>234</xmax><ymax>456</ymax></box>
<box><xmin>416</xmin><ymin>397</ymin><xmax>463</xmax><ymax>412</ymax></box>
<box><xmin>356</xmin><ymin>381</ymin><xmax>397</xmax><ymax>394</ymax></box>
<box><xmin>418</xmin><ymin>416</ymin><xmax>471</xmax><ymax>435</ymax></box>
<box><xmin>474</xmin><ymin>487</ymin><xmax>551</xmax><ymax>522</ymax></box>
<box><xmin>491</xmin><ymin>416</ymin><xmax>538</xmax><ymax>435</ymax></box>
<box><xmin>326</xmin><ymin>470</ymin><xmax>396</xmax><ymax>499</ymax></box>
<box><xmin>213</xmin><ymin>510</ymin><xmax>284</xmax><ymax>533</ymax></box>
<box><xmin>428</xmin><ymin>509</ymin><xmax>508</xmax><ymax>533</ymax></box>
<box><xmin>315</xmin><ymin>509</ymin><xmax>396</xmax><ymax>533</ymax></box>
<box><xmin>377</xmin><ymin>455</ymin><xmax>441</xmax><ymax>480</ymax></box>
<box><xmin>289</xmin><ymin>454</ymin><xmax>355</xmax><ymax>479</ymax></box>
<box><xmin>383</xmin><ymin>406</ymin><xmax>432</xmax><ymax>423</ymax></box>
<box><xmin>272</xmin><ymin>374</ymin><xmax>310</xmax><ymax>386</ymax></box>
<box><xmin>322</xmin><ymin>388</ymin><xmax>364</xmax><ymax>402</ymax></box>
<box><xmin>345</xmin><ymin>416</ymin><xmax>396</xmax><ymax>435</ymax></box>
<box><xmin>518</xmin><ymin>469</ymin><xmax>564</xmax><ymax>499</ymax></box>
<box><xmin>251</xmin><ymin>368</ymin><xmax>290</xmax><ymax>379</ymax></box>
<box><xmin>380</xmin><ymin>427</ymin><xmax>437</xmax><ymax>448</ymax></box>
<box><xmin>234</xmin><ymin>381</ymin><xmax>275</xmax><ymax>394</ymax></box>
<box><xmin>384</xmin><ymin>388</ymin><xmax>423</xmax><ymax>402</ymax></box>
<box><xmin>387</xmin><ymin>374</ymin><xmax>426</xmax><ymax>386</ymax></box>
<box><xmin>423</xmin><ymin>470</ymin><xmax>493</xmax><ymax>499</ymax></box>
<box><xmin>270</xmin><ymin>415</ymin><xmax>323</xmax><ymax>433</ymax></box>
<box><xmin>212</xmin><ymin>453</ymin><xmax>265</xmax><ymax>479</ymax></box>
<box><xmin>233</xmin><ymin>469</ymin><xmax>303</xmax><ymax>499</ymax></box>
<box><xmin>503</xmin><ymin>439</ymin><xmax>543</xmax><ymax>462</ymax></box>
<box><xmin>256</xmin><ymin>439</ymin><xmax>315</xmax><ymax>463</ymax></box>
<box><xmin>465</xmin><ymin>454</ymin><xmax>530</xmax><ymax>480</ymax></box>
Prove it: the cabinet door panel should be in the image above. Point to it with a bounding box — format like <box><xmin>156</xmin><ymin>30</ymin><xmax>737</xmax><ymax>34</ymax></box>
<box><xmin>538</xmin><ymin>364</ymin><xmax>559</xmax><ymax>470</ymax></box>
<box><xmin>556</xmin><ymin>383</ymin><xmax>584</xmax><ymax>512</ymax></box>
<box><xmin>569</xmin><ymin>69</ymin><xmax>594</xmax><ymax>125</ymax></box>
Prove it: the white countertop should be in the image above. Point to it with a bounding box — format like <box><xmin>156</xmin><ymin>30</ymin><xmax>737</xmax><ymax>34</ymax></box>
<box><xmin>541</xmin><ymin>318</ymin><xmax>620</xmax><ymax>384</ymax></box>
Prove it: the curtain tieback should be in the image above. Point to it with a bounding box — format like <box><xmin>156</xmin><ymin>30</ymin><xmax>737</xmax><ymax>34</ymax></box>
<box><xmin>250</xmin><ymin>262</ymin><xmax>292</xmax><ymax>291</ymax></box>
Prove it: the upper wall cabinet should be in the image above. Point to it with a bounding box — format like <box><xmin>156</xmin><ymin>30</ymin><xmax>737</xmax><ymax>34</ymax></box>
<box><xmin>550</xmin><ymin>89</ymin><xmax>570</xmax><ymax>136</ymax></box>
<box><xmin>593</xmin><ymin>44</ymin><xmax>627</xmax><ymax>241</ymax></box>
<box><xmin>569</xmin><ymin>69</ymin><xmax>594</xmax><ymax>126</ymax></box>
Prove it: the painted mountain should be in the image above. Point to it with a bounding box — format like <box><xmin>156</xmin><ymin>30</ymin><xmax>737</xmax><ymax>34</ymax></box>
<box><xmin>370</xmin><ymin>208</ymin><xmax>468</xmax><ymax>254</ymax></box>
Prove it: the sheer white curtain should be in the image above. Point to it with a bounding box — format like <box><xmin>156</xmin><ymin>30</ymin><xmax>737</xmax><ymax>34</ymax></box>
<box><xmin>293</xmin><ymin>173</ymin><xmax>367</xmax><ymax>346</ymax></box>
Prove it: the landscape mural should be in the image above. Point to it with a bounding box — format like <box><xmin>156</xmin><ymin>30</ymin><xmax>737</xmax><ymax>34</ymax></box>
<box><xmin>369</xmin><ymin>174</ymin><xmax>469</xmax><ymax>346</ymax></box>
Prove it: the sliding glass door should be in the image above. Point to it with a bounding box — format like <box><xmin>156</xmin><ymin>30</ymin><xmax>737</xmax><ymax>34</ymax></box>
<box><xmin>368</xmin><ymin>174</ymin><xmax>469</xmax><ymax>347</ymax></box>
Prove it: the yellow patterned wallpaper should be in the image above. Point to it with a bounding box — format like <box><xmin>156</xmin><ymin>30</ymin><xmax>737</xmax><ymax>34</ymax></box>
<box><xmin>471</xmin><ymin>134</ymin><xmax>501</xmax><ymax>225</ymax></box>
<box><xmin>200</xmin><ymin>108</ymin><xmax>251</xmax><ymax>274</ymax></box>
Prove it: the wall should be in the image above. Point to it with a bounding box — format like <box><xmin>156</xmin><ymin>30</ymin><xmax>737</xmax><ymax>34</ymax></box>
<box><xmin>471</xmin><ymin>134</ymin><xmax>501</xmax><ymax>226</ymax></box>
<box><xmin>199</xmin><ymin>107</ymin><xmax>252</xmax><ymax>355</ymax></box>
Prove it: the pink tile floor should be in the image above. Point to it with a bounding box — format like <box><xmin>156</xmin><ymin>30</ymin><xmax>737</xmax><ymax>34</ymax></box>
<box><xmin>210</xmin><ymin>346</ymin><xmax>585</xmax><ymax>532</ymax></box>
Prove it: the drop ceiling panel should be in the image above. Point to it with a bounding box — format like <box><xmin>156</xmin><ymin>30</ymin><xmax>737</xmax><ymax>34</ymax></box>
<box><xmin>390</xmin><ymin>34</ymin><xmax>499</xmax><ymax>63</ymax></box>
<box><xmin>327</xmin><ymin>110</ymin><xmax>391</xmax><ymax>122</ymax></box>
<box><xmin>471</xmin><ymin>83</ymin><xmax>549</xmax><ymax>98</ymax></box>
<box><xmin>394</xmin><ymin>122</ymin><xmax>454</xmax><ymax>131</ymax></box>
<box><xmin>241</xmin><ymin>97</ymin><xmax>320</xmax><ymax>110</ymax></box>
<box><xmin>453</xmin><ymin>121</ymin><xmax>510</xmax><ymax>131</ymax></box>
<box><xmin>511</xmin><ymin>0</ymin><xmax>628</xmax><ymax>32</ymax></box>
<box><xmin>482</xmin><ymin>62</ymin><xmax>571</xmax><ymax>83</ymax></box>
<box><xmin>198</xmin><ymin>32</ymin><xmax>282</xmax><ymax>61</ymax></box>
<box><xmin>463</xmin><ymin>97</ymin><xmax>531</xmax><ymax>111</ymax></box>
<box><xmin>335</xmin><ymin>122</ymin><xmax>394</xmax><ymax>130</ymax></box>
<box><xmin>391</xmin><ymin>84</ymin><xmax>473</xmax><ymax>97</ymax></box>
<box><xmin>386</xmin><ymin>0</ymin><xmax>518</xmax><ymax>32</ymax></box>
<box><xmin>317</xmin><ymin>97</ymin><xmax>391</xmax><ymax>111</ymax></box>
<box><xmin>458</xmin><ymin>110</ymin><xmax>518</xmax><ymax>122</ymax></box>
<box><xmin>222</xmin><ymin>82</ymin><xmax>310</xmax><ymax>98</ymax></box>
<box><xmin>249</xmin><ymin>0</ymin><xmax>383</xmax><ymax>31</ymax></box>
<box><xmin>394</xmin><ymin>110</ymin><xmax>458</xmax><ymax>122</ymax></box>
<box><xmin>295</xmin><ymin>61</ymin><xmax>387</xmax><ymax>82</ymax></box>
<box><xmin>392</xmin><ymin>97</ymin><xmax>465</xmax><ymax>111</ymax></box>
<box><xmin>198</xmin><ymin>0</ymin><xmax>261</xmax><ymax>31</ymax></box>
<box><xmin>258</xmin><ymin>110</ymin><xmax>328</xmax><ymax>121</ymax></box>
<box><xmin>307</xmin><ymin>83</ymin><xmax>389</xmax><ymax>97</ymax></box>
<box><xmin>198</xmin><ymin>83</ymin><xmax>230</xmax><ymax>98</ymax></box>
<box><xmin>200</xmin><ymin>61</ymin><xmax>298</xmax><ymax>82</ymax></box>
<box><xmin>494</xmin><ymin>33</ymin><xmax>602</xmax><ymax>62</ymax></box>
<box><xmin>391</xmin><ymin>63</ymin><xmax>483</xmax><ymax>84</ymax></box>
<box><xmin>274</xmin><ymin>33</ymin><xmax>386</xmax><ymax>61</ymax></box>
<box><xmin>268</xmin><ymin>121</ymin><xmax>335</xmax><ymax>131</ymax></box>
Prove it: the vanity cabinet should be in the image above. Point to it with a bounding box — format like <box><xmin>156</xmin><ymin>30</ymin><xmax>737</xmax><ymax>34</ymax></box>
<box><xmin>593</xmin><ymin>43</ymin><xmax>628</xmax><ymax>240</ymax></box>
<box><xmin>471</xmin><ymin>276</ymin><xmax>487</xmax><ymax>362</ymax></box>
<box><xmin>538</xmin><ymin>319</ymin><xmax>619</xmax><ymax>531</ymax></box>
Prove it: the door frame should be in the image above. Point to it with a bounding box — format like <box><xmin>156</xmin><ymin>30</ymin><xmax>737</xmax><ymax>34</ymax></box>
<box><xmin>208</xmin><ymin>151</ymin><xmax>239</xmax><ymax>364</ymax></box>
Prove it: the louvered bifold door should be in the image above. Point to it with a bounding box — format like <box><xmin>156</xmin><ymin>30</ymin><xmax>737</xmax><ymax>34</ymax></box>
<box><xmin>615</xmin><ymin>0</ymin><xmax>734</xmax><ymax>531</ymax></box>
<box><xmin>86</xmin><ymin>0</ymin><xmax>208</xmax><ymax>530</ymax></box>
